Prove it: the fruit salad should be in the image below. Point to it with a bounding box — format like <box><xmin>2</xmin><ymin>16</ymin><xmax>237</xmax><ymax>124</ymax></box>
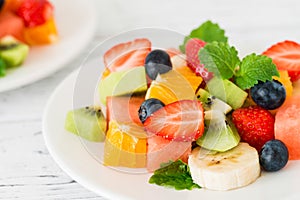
<box><xmin>65</xmin><ymin>21</ymin><xmax>300</xmax><ymax>191</ymax></box>
<box><xmin>0</xmin><ymin>0</ymin><xmax>58</xmax><ymax>77</ymax></box>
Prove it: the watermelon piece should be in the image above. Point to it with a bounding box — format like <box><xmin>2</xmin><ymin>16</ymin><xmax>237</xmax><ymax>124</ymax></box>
<box><xmin>0</xmin><ymin>11</ymin><xmax>25</xmax><ymax>42</ymax></box>
<box><xmin>275</xmin><ymin>94</ymin><xmax>300</xmax><ymax>160</ymax></box>
<box><xmin>147</xmin><ymin>135</ymin><xmax>191</xmax><ymax>172</ymax></box>
<box><xmin>106</xmin><ymin>95</ymin><xmax>145</xmax><ymax>126</ymax></box>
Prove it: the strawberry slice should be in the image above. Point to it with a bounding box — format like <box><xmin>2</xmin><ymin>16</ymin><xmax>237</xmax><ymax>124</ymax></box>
<box><xmin>17</xmin><ymin>0</ymin><xmax>54</xmax><ymax>28</ymax></box>
<box><xmin>104</xmin><ymin>38</ymin><xmax>151</xmax><ymax>72</ymax></box>
<box><xmin>144</xmin><ymin>100</ymin><xmax>204</xmax><ymax>142</ymax></box>
<box><xmin>262</xmin><ymin>40</ymin><xmax>300</xmax><ymax>82</ymax></box>
<box><xmin>185</xmin><ymin>38</ymin><xmax>213</xmax><ymax>81</ymax></box>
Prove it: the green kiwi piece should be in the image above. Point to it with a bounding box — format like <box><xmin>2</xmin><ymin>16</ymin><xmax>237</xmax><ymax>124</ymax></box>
<box><xmin>196</xmin><ymin>88</ymin><xmax>232</xmax><ymax>114</ymax></box>
<box><xmin>0</xmin><ymin>36</ymin><xmax>29</xmax><ymax>68</ymax></box>
<box><xmin>206</xmin><ymin>77</ymin><xmax>248</xmax><ymax>110</ymax></box>
<box><xmin>65</xmin><ymin>106</ymin><xmax>106</xmax><ymax>142</ymax></box>
<box><xmin>0</xmin><ymin>58</ymin><xmax>6</xmax><ymax>77</ymax></box>
<box><xmin>197</xmin><ymin>112</ymin><xmax>240</xmax><ymax>152</ymax></box>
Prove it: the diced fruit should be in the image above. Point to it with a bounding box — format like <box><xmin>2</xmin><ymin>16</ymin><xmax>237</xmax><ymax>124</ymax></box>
<box><xmin>2</xmin><ymin>0</ymin><xmax>24</xmax><ymax>12</ymax></box>
<box><xmin>262</xmin><ymin>40</ymin><xmax>300</xmax><ymax>82</ymax></box>
<box><xmin>0</xmin><ymin>35</ymin><xmax>29</xmax><ymax>68</ymax></box>
<box><xmin>65</xmin><ymin>106</ymin><xmax>106</xmax><ymax>142</ymax></box>
<box><xmin>106</xmin><ymin>95</ymin><xmax>145</xmax><ymax>126</ymax></box>
<box><xmin>0</xmin><ymin>57</ymin><xmax>6</xmax><ymax>76</ymax></box>
<box><xmin>103</xmin><ymin>38</ymin><xmax>151</xmax><ymax>73</ymax></box>
<box><xmin>138</xmin><ymin>98</ymin><xmax>165</xmax><ymax>123</ymax></box>
<box><xmin>250</xmin><ymin>80</ymin><xmax>286</xmax><ymax>110</ymax></box>
<box><xmin>23</xmin><ymin>17</ymin><xmax>58</xmax><ymax>45</ymax></box>
<box><xmin>104</xmin><ymin>121</ymin><xmax>147</xmax><ymax>168</ymax></box>
<box><xmin>0</xmin><ymin>11</ymin><xmax>25</xmax><ymax>42</ymax></box>
<box><xmin>171</xmin><ymin>55</ymin><xmax>203</xmax><ymax>93</ymax></box>
<box><xmin>185</xmin><ymin>38</ymin><xmax>213</xmax><ymax>81</ymax></box>
<box><xmin>197</xmin><ymin>113</ymin><xmax>240</xmax><ymax>152</ymax></box>
<box><xmin>273</xmin><ymin>70</ymin><xmax>293</xmax><ymax>99</ymax></box>
<box><xmin>259</xmin><ymin>139</ymin><xmax>289</xmax><ymax>172</ymax></box>
<box><xmin>144</xmin><ymin>100</ymin><xmax>204</xmax><ymax>142</ymax></box>
<box><xmin>196</xmin><ymin>88</ymin><xmax>232</xmax><ymax>114</ymax></box>
<box><xmin>206</xmin><ymin>77</ymin><xmax>248</xmax><ymax>110</ymax></box>
<box><xmin>145</xmin><ymin>49</ymin><xmax>172</xmax><ymax>80</ymax></box>
<box><xmin>275</xmin><ymin>95</ymin><xmax>300</xmax><ymax>160</ymax></box>
<box><xmin>232</xmin><ymin>106</ymin><xmax>275</xmax><ymax>151</ymax></box>
<box><xmin>17</xmin><ymin>0</ymin><xmax>54</xmax><ymax>27</ymax></box>
<box><xmin>145</xmin><ymin>70</ymin><xmax>195</xmax><ymax>105</ymax></box>
<box><xmin>98</xmin><ymin>66</ymin><xmax>147</xmax><ymax>105</ymax></box>
<box><xmin>147</xmin><ymin>135</ymin><xmax>191</xmax><ymax>172</ymax></box>
<box><xmin>188</xmin><ymin>143</ymin><xmax>260</xmax><ymax>191</ymax></box>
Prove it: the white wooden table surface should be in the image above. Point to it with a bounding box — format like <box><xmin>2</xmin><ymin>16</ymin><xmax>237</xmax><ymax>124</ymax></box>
<box><xmin>1</xmin><ymin>0</ymin><xmax>300</xmax><ymax>199</ymax></box>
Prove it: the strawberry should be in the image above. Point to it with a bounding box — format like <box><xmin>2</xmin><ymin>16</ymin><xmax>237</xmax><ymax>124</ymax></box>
<box><xmin>17</xmin><ymin>0</ymin><xmax>54</xmax><ymax>28</ymax></box>
<box><xmin>262</xmin><ymin>40</ymin><xmax>300</xmax><ymax>82</ymax></box>
<box><xmin>232</xmin><ymin>106</ymin><xmax>275</xmax><ymax>151</ymax></box>
<box><xmin>104</xmin><ymin>38</ymin><xmax>151</xmax><ymax>72</ymax></box>
<box><xmin>144</xmin><ymin>100</ymin><xmax>204</xmax><ymax>142</ymax></box>
<box><xmin>185</xmin><ymin>38</ymin><xmax>213</xmax><ymax>81</ymax></box>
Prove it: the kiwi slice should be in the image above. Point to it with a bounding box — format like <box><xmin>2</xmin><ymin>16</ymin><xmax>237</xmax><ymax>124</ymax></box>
<box><xmin>196</xmin><ymin>88</ymin><xmax>232</xmax><ymax>114</ymax></box>
<box><xmin>206</xmin><ymin>77</ymin><xmax>248</xmax><ymax>110</ymax></box>
<box><xmin>0</xmin><ymin>58</ymin><xmax>6</xmax><ymax>77</ymax></box>
<box><xmin>65</xmin><ymin>106</ymin><xmax>106</xmax><ymax>142</ymax></box>
<box><xmin>0</xmin><ymin>36</ymin><xmax>29</xmax><ymax>68</ymax></box>
<box><xmin>197</xmin><ymin>112</ymin><xmax>240</xmax><ymax>152</ymax></box>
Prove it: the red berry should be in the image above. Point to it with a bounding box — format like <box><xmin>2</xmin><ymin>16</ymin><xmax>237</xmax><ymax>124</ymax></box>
<box><xmin>262</xmin><ymin>40</ymin><xmax>300</xmax><ymax>82</ymax></box>
<box><xmin>144</xmin><ymin>100</ymin><xmax>204</xmax><ymax>142</ymax></box>
<box><xmin>17</xmin><ymin>0</ymin><xmax>54</xmax><ymax>28</ymax></box>
<box><xmin>185</xmin><ymin>38</ymin><xmax>213</xmax><ymax>81</ymax></box>
<box><xmin>103</xmin><ymin>38</ymin><xmax>151</xmax><ymax>72</ymax></box>
<box><xmin>232</xmin><ymin>106</ymin><xmax>275</xmax><ymax>151</ymax></box>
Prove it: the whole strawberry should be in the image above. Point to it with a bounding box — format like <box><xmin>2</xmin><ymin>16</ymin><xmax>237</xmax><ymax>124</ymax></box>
<box><xmin>185</xmin><ymin>38</ymin><xmax>213</xmax><ymax>81</ymax></box>
<box><xmin>232</xmin><ymin>106</ymin><xmax>275</xmax><ymax>151</ymax></box>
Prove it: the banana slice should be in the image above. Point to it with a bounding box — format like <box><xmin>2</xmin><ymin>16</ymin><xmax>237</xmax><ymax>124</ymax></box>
<box><xmin>188</xmin><ymin>142</ymin><xmax>260</xmax><ymax>190</ymax></box>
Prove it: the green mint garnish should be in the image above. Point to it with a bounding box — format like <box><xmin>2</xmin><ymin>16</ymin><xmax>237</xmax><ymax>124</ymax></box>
<box><xmin>199</xmin><ymin>42</ymin><xmax>280</xmax><ymax>89</ymax></box>
<box><xmin>149</xmin><ymin>160</ymin><xmax>201</xmax><ymax>190</ymax></box>
<box><xmin>235</xmin><ymin>54</ymin><xmax>279</xmax><ymax>89</ymax></box>
<box><xmin>180</xmin><ymin>20</ymin><xmax>228</xmax><ymax>53</ymax></box>
<box><xmin>199</xmin><ymin>42</ymin><xmax>240</xmax><ymax>79</ymax></box>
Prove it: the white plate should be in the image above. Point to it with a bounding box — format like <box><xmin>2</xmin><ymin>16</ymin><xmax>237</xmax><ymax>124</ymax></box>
<box><xmin>0</xmin><ymin>0</ymin><xmax>96</xmax><ymax>92</ymax></box>
<box><xmin>43</xmin><ymin>29</ymin><xmax>300</xmax><ymax>199</ymax></box>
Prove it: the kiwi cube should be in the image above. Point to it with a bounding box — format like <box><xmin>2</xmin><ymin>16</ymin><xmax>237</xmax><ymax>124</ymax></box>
<box><xmin>65</xmin><ymin>106</ymin><xmax>106</xmax><ymax>142</ymax></box>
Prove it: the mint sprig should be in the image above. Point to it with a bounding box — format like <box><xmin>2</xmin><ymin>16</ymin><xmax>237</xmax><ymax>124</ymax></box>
<box><xmin>235</xmin><ymin>54</ymin><xmax>279</xmax><ymax>89</ymax></box>
<box><xmin>199</xmin><ymin>42</ymin><xmax>279</xmax><ymax>89</ymax></box>
<box><xmin>199</xmin><ymin>42</ymin><xmax>240</xmax><ymax>79</ymax></box>
<box><xmin>149</xmin><ymin>160</ymin><xmax>200</xmax><ymax>190</ymax></box>
<box><xmin>180</xmin><ymin>20</ymin><xmax>228</xmax><ymax>53</ymax></box>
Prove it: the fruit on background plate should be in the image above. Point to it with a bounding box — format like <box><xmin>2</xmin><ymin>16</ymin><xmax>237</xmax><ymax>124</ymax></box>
<box><xmin>188</xmin><ymin>142</ymin><xmax>260</xmax><ymax>191</ymax></box>
<box><xmin>0</xmin><ymin>11</ymin><xmax>25</xmax><ymax>41</ymax></box>
<box><xmin>275</xmin><ymin>94</ymin><xmax>300</xmax><ymax>160</ymax></box>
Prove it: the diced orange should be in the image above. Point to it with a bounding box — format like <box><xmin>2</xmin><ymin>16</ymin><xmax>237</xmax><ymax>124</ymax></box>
<box><xmin>23</xmin><ymin>17</ymin><xmax>58</xmax><ymax>45</ymax></box>
<box><xmin>273</xmin><ymin>70</ymin><xmax>293</xmax><ymax>99</ymax></box>
<box><xmin>2</xmin><ymin>0</ymin><xmax>24</xmax><ymax>12</ymax></box>
<box><xmin>104</xmin><ymin>121</ymin><xmax>147</xmax><ymax>168</ymax></box>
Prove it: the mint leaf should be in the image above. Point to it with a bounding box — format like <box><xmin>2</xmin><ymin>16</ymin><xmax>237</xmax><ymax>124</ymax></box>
<box><xmin>149</xmin><ymin>160</ymin><xmax>200</xmax><ymax>190</ymax></box>
<box><xmin>199</xmin><ymin>42</ymin><xmax>240</xmax><ymax>79</ymax></box>
<box><xmin>180</xmin><ymin>20</ymin><xmax>228</xmax><ymax>53</ymax></box>
<box><xmin>235</xmin><ymin>54</ymin><xmax>279</xmax><ymax>89</ymax></box>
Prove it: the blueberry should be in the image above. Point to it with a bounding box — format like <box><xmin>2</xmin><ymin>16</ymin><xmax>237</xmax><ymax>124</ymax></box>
<box><xmin>0</xmin><ymin>0</ymin><xmax>4</xmax><ymax>11</ymax></box>
<box><xmin>259</xmin><ymin>139</ymin><xmax>289</xmax><ymax>172</ymax></box>
<box><xmin>250</xmin><ymin>80</ymin><xmax>286</xmax><ymax>110</ymax></box>
<box><xmin>138</xmin><ymin>98</ymin><xmax>165</xmax><ymax>123</ymax></box>
<box><xmin>145</xmin><ymin>49</ymin><xmax>172</xmax><ymax>80</ymax></box>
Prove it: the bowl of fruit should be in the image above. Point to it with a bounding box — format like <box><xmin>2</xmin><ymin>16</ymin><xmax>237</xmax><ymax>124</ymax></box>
<box><xmin>43</xmin><ymin>21</ymin><xmax>300</xmax><ymax>199</ymax></box>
